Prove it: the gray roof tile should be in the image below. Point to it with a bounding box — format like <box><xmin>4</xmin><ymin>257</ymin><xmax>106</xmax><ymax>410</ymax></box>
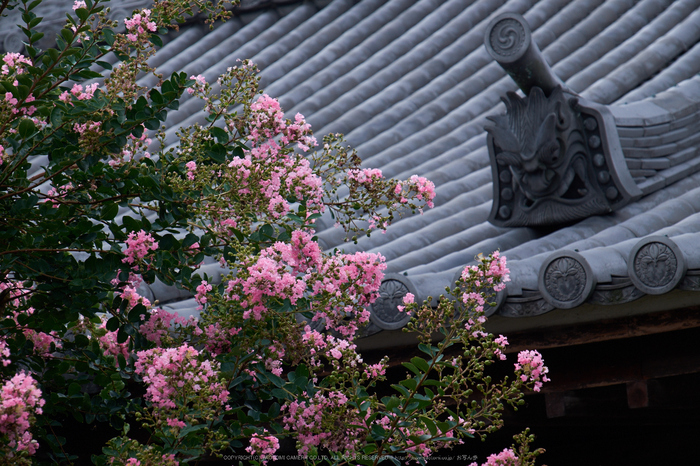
<box><xmin>133</xmin><ymin>0</ymin><xmax>700</xmax><ymax>319</ymax></box>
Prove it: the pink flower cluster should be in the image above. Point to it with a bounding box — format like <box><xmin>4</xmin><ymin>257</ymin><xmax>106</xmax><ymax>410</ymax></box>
<box><xmin>493</xmin><ymin>334</ymin><xmax>509</xmax><ymax>361</ymax></box>
<box><xmin>2</xmin><ymin>52</ymin><xmax>32</xmax><ymax>75</ymax></box>
<box><xmin>246</xmin><ymin>430</ymin><xmax>280</xmax><ymax>465</ymax></box>
<box><xmin>396</xmin><ymin>292</ymin><xmax>414</xmax><ymax>313</ymax></box>
<box><xmin>72</xmin><ymin>0</ymin><xmax>86</xmax><ymax>9</ymax></box>
<box><xmin>395</xmin><ymin>175</ymin><xmax>436</xmax><ymax>209</ymax></box>
<box><xmin>301</xmin><ymin>327</ymin><xmax>362</xmax><ymax>370</ymax></box>
<box><xmin>97</xmin><ymin>320</ymin><xmax>129</xmax><ymax>361</ymax></box>
<box><xmin>0</xmin><ymin>372</ymin><xmax>45</xmax><ymax>457</ymax></box>
<box><xmin>0</xmin><ymin>281</ymin><xmax>62</xmax><ymax>357</ymax></box>
<box><xmin>515</xmin><ymin>350</ymin><xmax>550</xmax><ymax>392</ymax></box>
<box><xmin>347</xmin><ymin>168</ymin><xmax>383</xmax><ymax>184</ymax></box>
<box><xmin>194</xmin><ymin>280</ymin><xmax>212</xmax><ymax>310</ymax></box>
<box><xmin>44</xmin><ymin>182</ymin><xmax>73</xmax><ymax>207</ymax></box>
<box><xmin>186</xmin><ymin>74</ymin><xmax>206</xmax><ymax>95</ymax></box>
<box><xmin>185</xmin><ymin>160</ymin><xmax>197</xmax><ymax>180</ymax></box>
<box><xmin>0</xmin><ymin>338</ymin><xmax>10</xmax><ymax>367</ymax></box>
<box><xmin>122</xmin><ymin>230</ymin><xmax>159</xmax><ymax>267</ymax></box>
<box><xmin>73</xmin><ymin>120</ymin><xmax>102</xmax><ymax>135</ymax></box>
<box><xmin>460</xmin><ymin>251</ymin><xmax>510</xmax><ymax>296</ymax></box>
<box><xmin>134</xmin><ymin>344</ymin><xmax>229</xmax><ymax>411</ymax></box>
<box><xmin>60</xmin><ymin>82</ymin><xmax>99</xmax><ymax>103</ymax></box>
<box><xmin>248</xmin><ymin>94</ymin><xmax>317</xmax><ymax>152</ymax></box>
<box><xmin>140</xmin><ymin>307</ymin><xmax>201</xmax><ymax>348</ymax></box>
<box><xmin>282</xmin><ymin>390</ymin><xmax>363</xmax><ymax>456</ymax></box>
<box><xmin>470</xmin><ymin>448</ymin><xmax>520</xmax><ymax>466</ymax></box>
<box><xmin>124</xmin><ymin>9</ymin><xmax>157</xmax><ymax>42</ymax></box>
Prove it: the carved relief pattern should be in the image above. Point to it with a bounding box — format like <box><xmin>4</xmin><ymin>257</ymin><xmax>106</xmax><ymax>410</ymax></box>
<box><xmin>488</xmin><ymin>17</ymin><xmax>526</xmax><ymax>58</ymax></box>
<box><xmin>633</xmin><ymin>242</ymin><xmax>677</xmax><ymax>289</ymax></box>
<box><xmin>544</xmin><ymin>257</ymin><xmax>586</xmax><ymax>302</ymax></box>
<box><xmin>487</xmin><ymin>87</ymin><xmax>623</xmax><ymax>227</ymax></box>
<box><xmin>370</xmin><ymin>279</ymin><xmax>411</xmax><ymax>329</ymax></box>
<box><xmin>499</xmin><ymin>298</ymin><xmax>554</xmax><ymax>317</ymax></box>
<box><xmin>680</xmin><ymin>273</ymin><xmax>700</xmax><ymax>291</ymax></box>
<box><xmin>590</xmin><ymin>285</ymin><xmax>644</xmax><ymax>305</ymax></box>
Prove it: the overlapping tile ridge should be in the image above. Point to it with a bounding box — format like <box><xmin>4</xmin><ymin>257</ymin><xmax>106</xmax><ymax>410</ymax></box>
<box><xmin>117</xmin><ymin>0</ymin><xmax>700</xmax><ymax>319</ymax></box>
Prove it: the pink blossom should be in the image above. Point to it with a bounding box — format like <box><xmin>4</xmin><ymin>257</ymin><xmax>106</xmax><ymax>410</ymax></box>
<box><xmin>347</xmin><ymin>168</ymin><xmax>383</xmax><ymax>184</ymax></box>
<box><xmin>195</xmin><ymin>280</ymin><xmax>212</xmax><ymax>310</ymax></box>
<box><xmin>185</xmin><ymin>160</ymin><xmax>197</xmax><ymax>180</ymax></box>
<box><xmin>0</xmin><ymin>372</ymin><xmax>45</xmax><ymax>457</ymax></box>
<box><xmin>122</xmin><ymin>230</ymin><xmax>159</xmax><ymax>267</ymax></box>
<box><xmin>246</xmin><ymin>430</ymin><xmax>280</xmax><ymax>465</ymax></box>
<box><xmin>140</xmin><ymin>307</ymin><xmax>199</xmax><ymax>347</ymax></box>
<box><xmin>72</xmin><ymin>0</ymin><xmax>86</xmax><ymax>9</ymax></box>
<box><xmin>1</xmin><ymin>52</ymin><xmax>32</xmax><ymax>75</ymax></box>
<box><xmin>397</xmin><ymin>292</ymin><xmax>415</xmax><ymax>313</ymax></box>
<box><xmin>166</xmin><ymin>417</ymin><xmax>186</xmax><ymax>429</ymax></box>
<box><xmin>0</xmin><ymin>337</ymin><xmax>10</xmax><ymax>366</ymax></box>
<box><xmin>515</xmin><ymin>350</ymin><xmax>550</xmax><ymax>392</ymax></box>
<box><xmin>134</xmin><ymin>344</ymin><xmax>229</xmax><ymax>411</ymax></box>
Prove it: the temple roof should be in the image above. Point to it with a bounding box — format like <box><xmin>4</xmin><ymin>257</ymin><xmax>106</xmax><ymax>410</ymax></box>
<box><xmin>34</xmin><ymin>0</ymin><xmax>700</xmax><ymax>339</ymax></box>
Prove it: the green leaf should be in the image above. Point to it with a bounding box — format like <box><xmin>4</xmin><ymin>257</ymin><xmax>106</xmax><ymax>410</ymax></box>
<box><xmin>60</xmin><ymin>28</ymin><xmax>74</xmax><ymax>44</ymax></box>
<box><xmin>150</xmin><ymin>34</ymin><xmax>163</xmax><ymax>47</ymax></box>
<box><xmin>402</xmin><ymin>362</ymin><xmax>420</xmax><ymax>376</ymax></box>
<box><xmin>105</xmin><ymin>317</ymin><xmax>119</xmax><ymax>332</ymax></box>
<box><xmin>144</xmin><ymin>118</ymin><xmax>160</xmax><ymax>130</ymax></box>
<box><xmin>207</xmin><ymin>143</ymin><xmax>226</xmax><ymax>163</ymax></box>
<box><xmin>149</xmin><ymin>89</ymin><xmax>163</xmax><ymax>105</ymax></box>
<box><xmin>383</xmin><ymin>396</ymin><xmax>401</xmax><ymax>412</ymax></box>
<box><xmin>210</xmin><ymin>126</ymin><xmax>228</xmax><ymax>144</ymax></box>
<box><xmin>420</xmin><ymin>416</ymin><xmax>437</xmax><ymax>436</ymax></box>
<box><xmin>101</xmin><ymin>203</ymin><xmax>118</xmax><ymax>220</ymax></box>
<box><xmin>411</xmin><ymin>356</ymin><xmax>430</xmax><ymax>373</ymax></box>
<box><xmin>96</xmin><ymin>60</ymin><xmax>112</xmax><ymax>70</ymax></box>
<box><xmin>399</xmin><ymin>378</ymin><xmax>418</xmax><ymax>391</ymax></box>
<box><xmin>418</xmin><ymin>343</ymin><xmax>437</xmax><ymax>356</ymax></box>
<box><xmin>67</xmin><ymin>382</ymin><xmax>81</xmax><ymax>396</ymax></box>
<box><xmin>391</xmin><ymin>384</ymin><xmax>410</xmax><ymax>397</ymax></box>
<box><xmin>18</xmin><ymin>119</ymin><xmax>36</xmax><ymax>138</ymax></box>
<box><xmin>370</xmin><ymin>424</ymin><xmax>386</xmax><ymax>441</ymax></box>
<box><xmin>50</xmin><ymin>106</ymin><xmax>64</xmax><ymax>126</ymax></box>
<box><xmin>103</xmin><ymin>28</ymin><xmax>115</xmax><ymax>46</ymax></box>
<box><xmin>75</xmin><ymin>7</ymin><xmax>89</xmax><ymax>21</ymax></box>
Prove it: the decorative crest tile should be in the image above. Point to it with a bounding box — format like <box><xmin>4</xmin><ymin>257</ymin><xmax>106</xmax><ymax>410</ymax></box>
<box><xmin>368</xmin><ymin>274</ymin><xmax>416</xmax><ymax>331</ymax></box>
<box><xmin>484</xmin><ymin>13</ymin><xmax>640</xmax><ymax>227</ymax></box>
<box><xmin>628</xmin><ymin>236</ymin><xmax>686</xmax><ymax>295</ymax></box>
<box><xmin>539</xmin><ymin>251</ymin><xmax>595</xmax><ymax>309</ymax></box>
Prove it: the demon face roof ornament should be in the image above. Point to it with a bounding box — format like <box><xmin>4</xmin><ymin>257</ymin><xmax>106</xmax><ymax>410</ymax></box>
<box><xmin>484</xmin><ymin>12</ymin><xmax>641</xmax><ymax>227</ymax></box>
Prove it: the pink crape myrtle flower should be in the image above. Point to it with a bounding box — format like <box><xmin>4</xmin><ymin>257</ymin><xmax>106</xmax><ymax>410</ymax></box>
<box><xmin>246</xmin><ymin>430</ymin><xmax>280</xmax><ymax>465</ymax></box>
<box><xmin>124</xmin><ymin>9</ymin><xmax>157</xmax><ymax>42</ymax></box>
<box><xmin>0</xmin><ymin>372</ymin><xmax>45</xmax><ymax>457</ymax></box>
<box><xmin>140</xmin><ymin>307</ymin><xmax>201</xmax><ymax>347</ymax></box>
<box><xmin>515</xmin><ymin>349</ymin><xmax>550</xmax><ymax>392</ymax></box>
<box><xmin>2</xmin><ymin>52</ymin><xmax>32</xmax><ymax>75</ymax></box>
<box><xmin>282</xmin><ymin>390</ymin><xmax>362</xmax><ymax>457</ymax></box>
<box><xmin>134</xmin><ymin>344</ymin><xmax>229</xmax><ymax>411</ymax></box>
<box><xmin>122</xmin><ymin>230</ymin><xmax>159</xmax><ymax>267</ymax></box>
<box><xmin>493</xmin><ymin>334</ymin><xmax>509</xmax><ymax>361</ymax></box>
<box><xmin>195</xmin><ymin>280</ymin><xmax>213</xmax><ymax>310</ymax></box>
<box><xmin>469</xmin><ymin>447</ymin><xmax>520</xmax><ymax>466</ymax></box>
<box><xmin>187</xmin><ymin>74</ymin><xmax>206</xmax><ymax>94</ymax></box>
<box><xmin>72</xmin><ymin>0</ymin><xmax>86</xmax><ymax>9</ymax></box>
<box><xmin>397</xmin><ymin>292</ymin><xmax>414</xmax><ymax>313</ymax></box>
<box><xmin>185</xmin><ymin>160</ymin><xmax>197</xmax><ymax>180</ymax></box>
<box><xmin>0</xmin><ymin>337</ymin><xmax>10</xmax><ymax>366</ymax></box>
